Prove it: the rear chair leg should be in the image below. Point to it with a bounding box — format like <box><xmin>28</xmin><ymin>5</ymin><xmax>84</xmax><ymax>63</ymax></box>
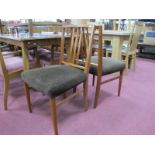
<box><xmin>83</xmin><ymin>80</ymin><xmax>88</xmax><ymax>111</ymax></box>
<box><xmin>50</xmin><ymin>98</ymin><xmax>58</xmax><ymax>135</ymax></box>
<box><xmin>24</xmin><ymin>83</ymin><xmax>32</xmax><ymax>113</ymax></box>
<box><xmin>94</xmin><ymin>76</ymin><xmax>102</xmax><ymax>108</ymax></box>
<box><xmin>4</xmin><ymin>78</ymin><xmax>9</xmax><ymax>111</ymax></box>
<box><xmin>118</xmin><ymin>70</ymin><xmax>123</xmax><ymax>96</ymax></box>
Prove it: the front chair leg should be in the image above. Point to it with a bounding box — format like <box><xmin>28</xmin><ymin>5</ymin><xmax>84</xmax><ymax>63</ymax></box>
<box><xmin>50</xmin><ymin>98</ymin><xmax>58</xmax><ymax>135</ymax></box>
<box><xmin>24</xmin><ymin>83</ymin><xmax>32</xmax><ymax>113</ymax></box>
<box><xmin>94</xmin><ymin>76</ymin><xmax>102</xmax><ymax>109</ymax></box>
<box><xmin>118</xmin><ymin>70</ymin><xmax>123</xmax><ymax>96</ymax></box>
<box><xmin>4</xmin><ymin>78</ymin><xmax>9</xmax><ymax>111</ymax></box>
<box><xmin>83</xmin><ymin>80</ymin><xmax>88</xmax><ymax>111</ymax></box>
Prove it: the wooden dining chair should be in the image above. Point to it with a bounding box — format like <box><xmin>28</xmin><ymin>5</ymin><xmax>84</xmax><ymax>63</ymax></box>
<box><xmin>89</xmin><ymin>26</ymin><xmax>125</xmax><ymax>108</ymax></box>
<box><xmin>105</xmin><ymin>21</ymin><xmax>145</xmax><ymax>74</ymax></box>
<box><xmin>0</xmin><ymin>45</ymin><xmax>23</xmax><ymax>110</ymax></box>
<box><xmin>21</xmin><ymin>25</ymin><xmax>95</xmax><ymax>135</ymax></box>
<box><xmin>0</xmin><ymin>45</ymin><xmax>41</xmax><ymax>110</ymax></box>
<box><xmin>121</xmin><ymin>21</ymin><xmax>145</xmax><ymax>74</ymax></box>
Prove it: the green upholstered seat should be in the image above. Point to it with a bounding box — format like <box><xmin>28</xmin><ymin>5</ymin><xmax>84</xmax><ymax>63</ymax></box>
<box><xmin>90</xmin><ymin>56</ymin><xmax>125</xmax><ymax>75</ymax></box>
<box><xmin>21</xmin><ymin>65</ymin><xmax>87</xmax><ymax>98</ymax></box>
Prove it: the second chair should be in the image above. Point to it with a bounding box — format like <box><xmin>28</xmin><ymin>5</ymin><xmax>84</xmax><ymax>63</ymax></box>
<box><xmin>89</xmin><ymin>26</ymin><xmax>125</xmax><ymax>108</ymax></box>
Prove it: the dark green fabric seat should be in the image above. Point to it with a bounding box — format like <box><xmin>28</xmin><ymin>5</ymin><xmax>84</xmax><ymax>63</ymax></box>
<box><xmin>90</xmin><ymin>56</ymin><xmax>125</xmax><ymax>75</ymax></box>
<box><xmin>21</xmin><ymin>65</ymin><xmax>87</xmax><ymax>98</ymax></box>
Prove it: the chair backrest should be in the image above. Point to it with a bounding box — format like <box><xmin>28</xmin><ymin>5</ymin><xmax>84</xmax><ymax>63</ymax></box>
<box><xmin>60</xmin><ymin>25</ymin><xmax>96</xmax><ymax>75</ymax></box>
<box><xmin>27</xmin><ymin>19</ymin><xmax>63</xmax><ymax>34</ymax></box>
<box><xmin>127</xmin><ymin>21</ymin><xmax>145</xmax><ymax>53</ymax></box>
<box><xmin>91</xmin><ymin>25</ymin><xmax>103</xmax><ymax>76</ymax></box>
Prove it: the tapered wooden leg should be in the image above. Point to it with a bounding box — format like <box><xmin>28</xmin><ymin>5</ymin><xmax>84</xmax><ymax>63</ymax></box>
<box><xmin>118</xmin><ymin>70</ymin><xmax>123</xmax><ymax>96</ymax></box>
<box><xmin>94</xmin><ymin>76</ymin><xmax>102</xmax><ymax>109</ymax></box>
<box><xmin>3</xmin><ymin>79</ymin><xmax>9</xmax><ymax>111</ymax></box>
<box><xmin>83</xmin><ymin>80</ymin><xmax>88</xmax><ymax>111</ymax></box>
<box><xmin>92</xmin><ymin>75</ymin><xmax>95</xmax><ymax>86</ymax></box>
<box><xmin>24</xmin><ymin>83</ymin><xmax>32</xmax><ymax>113</ymax></box>
<box><xmin>50</xmin><ymin>98</ymin><xmax>58</xmax><ymax>135</ymax></box>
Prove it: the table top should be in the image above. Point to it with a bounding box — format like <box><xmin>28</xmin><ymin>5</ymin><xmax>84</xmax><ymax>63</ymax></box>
<box><xmin>0</xmin><ymin>30</ymin><xmax>130</xmax><ymax>40</ymax></box>
<box><xmin>138</xmin><ymin>42</ymin><xmax>155</xmax><ymax>46</ymax></box>
<box><xmin>103</xmin><ymin>30</ymin><xmax>130</xmax><ymax>36</ymax></box>
<box><xmin>0</xmin><ymin>32</ymin><xmax>69</xmax><ymax>41</ymax></box>
<box><xmin>93</xmin><ymin>30</ymin><xmax>130</xmax><ymax>37</ymax></box>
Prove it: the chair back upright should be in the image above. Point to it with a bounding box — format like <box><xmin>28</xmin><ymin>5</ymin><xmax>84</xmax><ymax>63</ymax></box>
<box><xmin>95</xmin><ymin>25</ymin><xmax>103</xmax><ymax>77</ymax></box>
<box><xmin>0</xmin><ymin>48</ymin><xmax>7</xmax><ymax>78</ymax></box>
<box><xmin>60</xmin><ymin>25</ymin><xmax>95</xmax><ymax>75</ymax></box>
<box><xmin>127</xmin><ymin>21</ymin><xmax>145</xmax><ymax>53</ymax></box>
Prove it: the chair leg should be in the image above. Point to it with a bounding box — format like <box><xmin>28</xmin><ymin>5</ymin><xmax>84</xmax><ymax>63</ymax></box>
<box><xmin>83</xmin><ymin>80</ymin><xmax>88</xmax><ymax>111</ymax></box>
<box><xmin>24</xmin><ymin>83</ymin><xmax>32</xmax><ymax>113</ymax></box>
<box><xmin>94</xmin><ymin>76</ymin><xmax>102</xmax><ymax>109</ymax></box>
<box><xmin>50</xmin><ymin>98</ymin><xmax>58</xmax><ymax>135</ymax></box>
<box><xmin>3</xmin><ymin>78</ymin><xmax>9</xmax><ymax>111</ymax></box>
<box><xmin>92</xmin><ymin>75</ymin><xmax>95</xmax><ymax>86</ymax></box>
<box><xmin>118</xmin><ymin>70</ymin><xmax>123</xmax><ymax>96</ymax></box>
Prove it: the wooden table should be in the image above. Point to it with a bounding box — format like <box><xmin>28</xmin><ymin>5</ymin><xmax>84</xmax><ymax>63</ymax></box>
<box><xmin>0</xmin><ymin>33</ymin><xmax>68</xmax><ymax>70</ymax></box>
<box><xmin>95</xmin><ymin>30</ymin><xmax>130</xmax><ymax>60</ymax></box>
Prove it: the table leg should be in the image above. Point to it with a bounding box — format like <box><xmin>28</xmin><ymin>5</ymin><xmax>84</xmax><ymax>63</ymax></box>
<box><xmin>21</xmin><ymin>42</ymin><xmax>30</xmax><ymax>70</ymax></box>
<box><xmin>111</xmin><ymin>36</ymin><xmax>123</xmax><ymax>60</ymax></box>
<box><xmin>50</xmin><ymin>45</ymin><xmax>54</xmax><ymax>65</ymax></box>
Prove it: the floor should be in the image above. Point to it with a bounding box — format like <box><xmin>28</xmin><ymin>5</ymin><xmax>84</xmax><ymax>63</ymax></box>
<box><xmin>0</xmin><ymin>57</ymin><xmax>155</xmax><ymax>135</ymax></box>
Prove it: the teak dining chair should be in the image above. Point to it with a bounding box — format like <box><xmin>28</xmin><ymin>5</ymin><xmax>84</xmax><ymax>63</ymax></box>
<box><xmin>0</xmin><ymin>45</ymin><xmax>23</xmax><ymax>110</ymax></box>
<box><xmin>89</xmin><ymin>26</ymin><xmax>125</xmax><ymax>108</ymax></box>
<box><xmin>21</xmin><ymin>25</ymin><xmax>95</xmax><ymax>135</ymax></box>
<box><xmin>121</xmin><ymin>21</ymin><xmax>145</xmax><ymax>74</ymax></box>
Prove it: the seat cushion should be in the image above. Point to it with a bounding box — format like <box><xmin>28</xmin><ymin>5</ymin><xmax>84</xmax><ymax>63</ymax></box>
<box><xmin>90</xmin><ymin>56</ymin><xmax>125</xmax><ymax>75</ymax></box>
<box><xmin>4</xmin><ymin>56</ymin><xmax>23</xmax><ymax>72</ymax></box>
<box><xmin>0</xmin><ymin>56</ymin><xmax>23</xmax><ymax>75</ymax></box>
<box><xmin>21</xmin><ymin>65</ymin><xmax>87</xmax><ymax>98</ymax></box>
